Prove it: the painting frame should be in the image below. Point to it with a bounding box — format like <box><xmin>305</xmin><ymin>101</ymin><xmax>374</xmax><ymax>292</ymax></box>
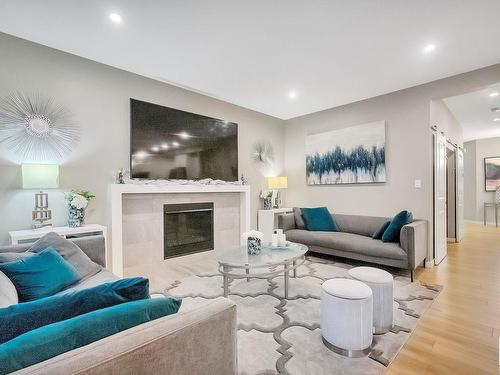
<box><xmin>484</xmin><ymin>156</ymin><xmax>500</xmax><ymax>192</ymax></box>
<box><xmin>305</xmin><ymin>121</ymin><xmax>386</xmax><ymax>185</ymax></box>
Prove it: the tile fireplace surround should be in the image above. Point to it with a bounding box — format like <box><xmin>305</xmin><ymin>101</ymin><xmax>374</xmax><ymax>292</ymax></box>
<box><xmin>108</xmin><ymin>184</ymin><xmax>251</xmax><ymax>279</ymax></box>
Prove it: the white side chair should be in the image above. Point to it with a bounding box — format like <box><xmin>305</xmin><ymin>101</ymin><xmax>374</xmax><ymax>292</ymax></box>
<box><xmin>321</xmin><ymin>278</ymin><xmax>373</xmax><ymax>357</ymax></box>
<box><xmin>348</xmin><ymin>266</ymin><xmax>394</xmax><ymax>334</ymax></box>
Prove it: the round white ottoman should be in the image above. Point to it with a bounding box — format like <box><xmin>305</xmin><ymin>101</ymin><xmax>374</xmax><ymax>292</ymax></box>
<box><xmin>321</xmin><ymin>278</ymin><xmax>373</xmax><ymax>357</ymax></box>
<box><xmin>348</xmin><ymin>266</ymin><xmax>394</xmax><ymax>334</ymax></box>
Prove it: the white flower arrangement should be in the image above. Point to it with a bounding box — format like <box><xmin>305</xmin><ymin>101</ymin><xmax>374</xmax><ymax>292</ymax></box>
<box><xmin>66</xmin><ymin>190</ymin><xmax>95</xmax><ymax>210</ymax></box>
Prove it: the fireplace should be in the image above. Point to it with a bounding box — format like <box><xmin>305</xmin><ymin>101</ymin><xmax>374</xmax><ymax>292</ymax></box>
<box><xmin>163</xmin><ymin>202</ymin><xmax>214</xmax><ymax>259</ymax></box>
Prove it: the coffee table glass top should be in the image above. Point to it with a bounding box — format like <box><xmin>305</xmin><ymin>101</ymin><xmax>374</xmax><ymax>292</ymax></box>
<box><xmin>217</xmin><ymin>242</ymin><xmax>308</xmax><ymax>268</ymax></box>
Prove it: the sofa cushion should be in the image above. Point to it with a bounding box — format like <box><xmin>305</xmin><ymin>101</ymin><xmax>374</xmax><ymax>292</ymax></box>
<box><xmin>0</xmin><ymin>252</ymin><xmax>33</xmax><ymax>263</ymax></box>
<box><xmin>382</xmin><ymin>210</ymin><xmax>413</xmax><ymax>243</ymax></box>
<box><xmin>372</xmin><ymin>221</ymin><xmax>391</xmax><ymax>240</ymax></box>
<box><xmin>0</xmin><ymin>297</ymin><xmax>182</xmax><ymax>375</ymax></box>
<box><xmin>301</xmin><ymin>207</ymin><xmax>338</xmax><ymax>231</ymax></box>
<box><xmin>58</xmin><ymin>269</ymin><xmax>119</xmax><ymax>295</ymax></box>
<box><xmin>0</xmin><ymin>248</ymin><xmax>82</xmax><ymax>302</ymax></box>
<box><xmin>28</xmin><ymin>232</ymin><xmax>101</xmax><ymax>280</ymax></box>
<box><xmin>293</xmin><ymin>207</ymin><xmax>306</xmax><ymax>229</ymax></box>
<box><xmin>332</xmin><ymin>214</ymin><xmax>390</xmax><ymax>237</ymax></box>
<box><xmin>0</xmin><ymin>271</ymin><xmax>18</xmax><ymax>308</ymax></box>
<box><xmin>0</xmin><ymin>277</ymin><xmax>150</xmax><ymax>344</ymax></box>
<box><xmin>285</xmin><ymin>230</ymin><xmax>407</xmax><ymax>261</ymax></box>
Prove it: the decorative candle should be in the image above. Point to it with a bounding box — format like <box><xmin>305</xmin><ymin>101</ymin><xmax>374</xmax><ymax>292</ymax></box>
<box><xmin>271</xmin><ymin>233</ymin><xmax>278</xmax><ymax>247</ymax></box>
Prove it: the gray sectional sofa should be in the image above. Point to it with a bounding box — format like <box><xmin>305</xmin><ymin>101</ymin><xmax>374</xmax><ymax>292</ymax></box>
<box><xmin>0</xmin><ymin>236</ymin><xmax>237</xmax><ymax>375</ymax></box>
<box><xmin>278</xmin><ymin>210</ymin><xmax>427</xmax><ymax>281</ymax></box>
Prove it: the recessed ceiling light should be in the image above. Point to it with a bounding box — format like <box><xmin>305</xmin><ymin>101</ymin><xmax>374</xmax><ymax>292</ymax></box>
<box><xmin>172</xmin><ymin>141</ymin><xmax>180</xmax><ymax>147</ymax></box>
<box><xmin>178</xmin><ymin>132</ymin><xmax>190</xmax><ymax>139</ymax></box>
<box><xmin>161</xmin><ymin>143</ymin><xmax>169</xmax><ymax>149</ymax></box>
<box><xmin>489</xmin><ymin>92</ymin><xmax>499</xmax><ymax>97</ymax></box>
<box><xmin>109</xmin><ymin>13</ymin><xmax>122</xmax><ymax>23</ymax></box>
<box><xmin>151</xmin><ymin>146</ymin><xmax>160</xmax><ymax>152</ymax></box>
<box><xmin>494</xmin><ymin>118</ymin><xmax>500</xmax><ymax>122</ymax></box>
<box><xmin>423</xmin><ymin>44</ymin><xmax>436</xmax><ymax>53</ymax></box>
<box><xmin>288</xmin><ymin>91</ymin><xmax>297</xmax><ymax>99</ymax></box>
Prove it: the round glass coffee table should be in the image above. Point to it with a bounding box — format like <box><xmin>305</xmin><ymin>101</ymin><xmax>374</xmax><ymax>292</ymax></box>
<box><xmin>217</xmin><ymin>242</ymin><xmax>308</xmax><ymax>299</ymax></box>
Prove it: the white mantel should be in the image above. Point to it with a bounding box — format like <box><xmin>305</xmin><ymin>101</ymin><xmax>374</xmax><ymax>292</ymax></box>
<box><xmin>108</xmin><ymin>183</ymin><xmax>251</xmax><ymax>277</ymax></box>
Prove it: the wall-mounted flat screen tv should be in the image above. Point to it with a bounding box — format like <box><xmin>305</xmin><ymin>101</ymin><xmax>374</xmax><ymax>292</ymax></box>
<box><xmin>130</xmin><ymin>99</ymin><xmax>238</xmax><ymax>181</ymax></box>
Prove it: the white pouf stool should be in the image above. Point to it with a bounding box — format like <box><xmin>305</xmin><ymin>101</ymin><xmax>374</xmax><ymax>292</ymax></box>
<box><xmin>348</xmin><ymin>266</ymin><xmax>394</xmax><ymax>334</ymax></box>
<box><xmin>321</xmin><ymin>278</ymin><xmax>373</xmax><ymax>357</ymax></box>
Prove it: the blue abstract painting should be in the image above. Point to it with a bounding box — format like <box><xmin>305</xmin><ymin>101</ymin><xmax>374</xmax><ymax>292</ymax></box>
<box><xmin>305</xmin><ymin>121</ymin><xmax>386</xmax><ymax>185</ymax></box>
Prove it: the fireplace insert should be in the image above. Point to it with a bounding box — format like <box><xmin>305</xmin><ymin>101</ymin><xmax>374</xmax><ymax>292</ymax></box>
<box><xmin>164</xmin><ymin>202</ymin><xmax>214</xmax><ymax>259</ymax></box>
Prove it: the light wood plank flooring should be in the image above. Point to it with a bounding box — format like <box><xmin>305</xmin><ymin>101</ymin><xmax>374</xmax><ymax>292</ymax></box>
<box><xmin>387</xmin><ymin>223</ymin><xmax>500</xmax><ymax>375</ymax></box>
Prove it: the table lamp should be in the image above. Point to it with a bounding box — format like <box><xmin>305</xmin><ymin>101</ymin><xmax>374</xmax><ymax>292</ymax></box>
<box><xmin>22</xmin><ymin>164</ymin><xmax>59</xmax><ymax>229</ymax></box>
<box><xmin>267</xmin><ymin>176</ymin><xmax>288</xmax><ymax>208</ymax></box>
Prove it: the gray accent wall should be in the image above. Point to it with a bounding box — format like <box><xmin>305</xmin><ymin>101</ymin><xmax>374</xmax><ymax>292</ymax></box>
<box><xmin>0</xmin><ymin>33</ymin><xmax>285</xmax><ymax>245</ymax></box>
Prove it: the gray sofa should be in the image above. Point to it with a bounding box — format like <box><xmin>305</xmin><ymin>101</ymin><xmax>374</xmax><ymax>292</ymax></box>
<box><xmin>278</xmin><ymin>211</ymin><xmax>427</xmax><ymax>281</ymax></box>
<box><xmin>0</xmin><ymin>236</ymin><xmax>237</xmax><ymax>375</ymax></box>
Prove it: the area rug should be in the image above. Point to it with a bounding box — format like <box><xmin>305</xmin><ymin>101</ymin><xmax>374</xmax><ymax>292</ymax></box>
<box><xmin>165</xmin><ymin>255</ymin><xmax>441</xmax><ymax>375</ymax></box>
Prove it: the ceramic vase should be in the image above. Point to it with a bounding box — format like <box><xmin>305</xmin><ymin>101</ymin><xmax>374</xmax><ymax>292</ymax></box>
<box><xmin>263</xmin><ymin>197</ymin><xmax>273</xmax><ymax>210</ymax></box>
<box><xmin>496</xmin><ymin>186</ymin><xmax>500</xmax><ymax>204</ymax></box>
<box><xmin>247</xmin><ymin>237</ymin><xmax>262</xmax><ymax>255</ymax></box>
<box><xmin>68</xmin><ymin>206</ymin><xmax>85</xmax><ymax>228</ymax></box>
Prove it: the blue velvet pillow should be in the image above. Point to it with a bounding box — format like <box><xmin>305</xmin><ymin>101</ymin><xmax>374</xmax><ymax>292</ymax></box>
<box><xmin>0</xmin><ymin>297</ymin><xmax>182</xmax><ymax>375</ymax></box>
<box><xmin>0</xmin><ymin>277</ymin><xmax>150</xmax><ymax>344</ymax></box>
<box><xmin>0</xmin><ymin>247</ymin><xmax>81</xmax><ymax>302</ymax></box>
<box><xmin>381</xmin><ymin>210</ymin><xmax>413</xmax><ymax>243</ymax></box>
<box><xmin>372</xmin><ymin>221</ymin><xmax>391</xmax><ymax>240</ymax></box>
<box><xmin>301</xmin><ymin>207</ymin><xmax>338</xmax><ymax>231</ymax></box>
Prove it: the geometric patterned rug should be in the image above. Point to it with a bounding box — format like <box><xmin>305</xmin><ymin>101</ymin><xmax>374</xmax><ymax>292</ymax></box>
<box><xmin>165</xmin><ymin>255</ymin><xmax>441</xmax><ymax>375</ymax></box>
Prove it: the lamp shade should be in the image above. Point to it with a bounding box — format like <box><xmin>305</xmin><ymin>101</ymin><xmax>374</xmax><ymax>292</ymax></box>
<box><xmin>267</xmin><ymin>176</ymin><xmax>288</xmax><ymax>189</ymax></box>
<box><xmin>22</xmin><ymin>164</ymin><xmax>59</xmax><ymax>189</ymax></box>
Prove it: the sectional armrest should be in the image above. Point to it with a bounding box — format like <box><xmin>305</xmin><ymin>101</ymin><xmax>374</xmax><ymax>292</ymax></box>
<box><xmin>71</xmin><ymin>235</ymin><xmax>106</xmax><ymax>268</ymax></box>
<box><xmin>400</xmin><ymin>220</ymin><xmax>428</xmax><ymax>270</ymax></box>
<box><xmin>15</xmin><ymin>298</ymin><xmax>237</xmax><ymax>375</ymax></box>
<box><xmin>278</xmin><ymin>213</ymin><xmax>297</xmax><ymax>232</ymax></box>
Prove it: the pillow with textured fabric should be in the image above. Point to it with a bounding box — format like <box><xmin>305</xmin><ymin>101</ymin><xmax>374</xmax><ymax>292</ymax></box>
<box><xmin>0</xmin><ymin>297</ymin><xmax>182</xmax><ymax>375</ymax></box>
<box><xmin>0</xmin><ymin>247</ymin><xmax>81</xmax><ymax>302</ymax></box>
<box><xmin>293</xmin><ymin>207</ymin><xmax>306</xmax><ymax>229</ymax></box>
<box><xmin>381</xmin><ymin>210</ymin><xmax>413</xmax><ymax>243</ymax></box>
<box><xmin>28</xmin><ymin>232</ymin><xmax>101</xmax><ymax>279</ymax></box>
<box><xmin>301</xmin><ymin>207</ymin><xmax>338</xmax><ymax>231</ymax></box>
<box><xmin>0</xmin><ymin>277</ymin><xmax>150</xmax><ymax>344</ymax></box>
<box><xmin>372</xmin><ymin>221</ymin><xmax>391</xmax><ymax>240</ymax></box>
<box><xmin>0</xmin><ymin>252</ymin><xmax>33</xmax><ymax>264</ymax></box>
<box><xmin>0</xmin><ymin>271</ymin><xmax>18</xmax><ymax>308</ymax></box>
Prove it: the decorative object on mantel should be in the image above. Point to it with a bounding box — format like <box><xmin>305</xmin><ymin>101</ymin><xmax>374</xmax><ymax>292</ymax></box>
<box><xmin>267</xmin><ymin>176</ymin><xmax>288</xmax><ymax>208</ymax></box>
<box><xmin>306</xmin><ymin>121</ymin><xmax>386</xmax><ymax>185</ymax></box>
<box><xmin>260</xmin><ymin>190</ymin><xmax>273</xmax><ymax>210</ymax></box>
<box><xmin>66</xmin><ymin>190</ymin><xmax>95</xmax><ymax>228</ymax></box>
<box><xmin>252</xmin><ymin>141</ymin><xmax>274</xmax><ymax>164</ymax></box>
<box><xmin>240</xmin><ymin>174</ymin><xmax>248</xmax><ymax>185</ymax></box>
<box><xmin>22</xmin><ymin>164</ymin><xmax>59</xmax><ymax>229</ymax></box>
<box><xmin>242</xmin><ymin>230</ymin><xmax>264</xmax><ymax>255</ymax></box>
<box><xmin>122</xmin><ymin>177</ymin><xmax>243</xmax><ymax>186</ymax></box>
<box><xmin>116</xmin><ymin>168</ymin><xmax>126</xmax><ymax>184</ymax></box>
<box><xmin>0</xmin><ymin>92</ymin><xmax>79</xmax><ymax>162</ymax></box>
<box><xmin>496</xmin><ymin>186</ymin><xmax>500</xmax><ymax>203</ymax></box>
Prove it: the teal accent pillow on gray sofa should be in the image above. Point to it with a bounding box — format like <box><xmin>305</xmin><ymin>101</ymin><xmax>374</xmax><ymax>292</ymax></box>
<box><xmin>301</xmin><ymin>207</ymin><xmax>338</xmax><ymax>231</ymax></box>
<box><xmin>0</xmin><ymin>297</ymin><xmax>182</xmax><ymax>375</ymax></box>
<box><xmin>0</xmin><ymin>277</ymin><xmax>150</xmax><ymax>344</ymax></box>
<box><xmin>0</xmin><ymin>248</ymin><xmax>81</xmax><ymax>302</ymax></box>
<box><xmin>382</xmin><ymin>210</ymin><xmax>413</xmax><ymax>243</ymax></box>
<box><xmin>372</xmin><ymin>221</ymin><xmax>390</xmax><ymax>240</ymax></box>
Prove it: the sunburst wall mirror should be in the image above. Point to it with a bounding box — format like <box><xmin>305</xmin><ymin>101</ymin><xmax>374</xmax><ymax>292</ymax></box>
<box><xmin>0</xmin><ymin>92</ymin><xmax>80</xmax><ymax>162</ymax></box>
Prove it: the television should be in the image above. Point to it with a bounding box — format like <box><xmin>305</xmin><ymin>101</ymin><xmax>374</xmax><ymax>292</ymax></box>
<box><xmin>130</xmin><ymin>99</ymin><xmax>238</xmax><ymax>181</ymax></box>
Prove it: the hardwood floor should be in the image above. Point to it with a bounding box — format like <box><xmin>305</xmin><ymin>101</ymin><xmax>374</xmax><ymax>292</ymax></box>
<box><xmin>387</xmin><ymin>223</ymin><xmax>500</xmax><ymax>375</ymax></box>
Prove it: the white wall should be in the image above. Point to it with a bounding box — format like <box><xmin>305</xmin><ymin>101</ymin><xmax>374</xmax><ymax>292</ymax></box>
<box><xmin>464</xmin><ymin>137</ymin><xmax>500</xmax><ymax>222</ymax></box>
<box><xmin>0</xmin><ymin>33</ymin><xmax>285</xmax><ymax>245</ymax></box>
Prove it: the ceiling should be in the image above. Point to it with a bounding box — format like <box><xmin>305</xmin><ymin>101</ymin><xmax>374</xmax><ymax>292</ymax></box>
<box><xmin>1</xmin><ymin>1</ymin><xmax>500</xmax><ymax>120</ymax></box>
<box><xmin>444</xmin><ymin>85</ymin><xmax>500</xmax><ymax>142</ymax></box>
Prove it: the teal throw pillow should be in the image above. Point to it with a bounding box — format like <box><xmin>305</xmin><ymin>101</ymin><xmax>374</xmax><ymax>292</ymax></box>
<box><xmin>301</xmin><ymin>207</ymin><xmax>338</xmax><ymax>231</ymax></box>
<box><xmin>372</xmin><ymin>221</ymin><xmax>390</xmax><ymax>239</ymax></box>
<box><xmin>381</xmin><ymin>210</ymin><xmax>413</xmax><ymax>243</ymax></box>
<box><xmin>0</xmin><ymin>297</ymin><xmax>182</xmax><ymax>375</ymax></box>
<box><xmin>0</xmin><ymin>247</ymin><xmax>81</xmax><ymax>302</ymax></box>
<box><xmin>0</xmin><ymin>277</ymin><xmax>150</xmax><ymax>344</ymax></box>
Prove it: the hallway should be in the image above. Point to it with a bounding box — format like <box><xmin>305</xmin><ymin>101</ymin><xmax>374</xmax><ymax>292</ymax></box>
<box><xmin>388</xmin><ymin>223</ymin><xmax>500</xmax><ymax>374</ymax></box>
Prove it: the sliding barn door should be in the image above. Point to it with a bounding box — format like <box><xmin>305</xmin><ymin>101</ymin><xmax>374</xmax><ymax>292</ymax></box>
<box><xmin>434</xmin><ymin>133</ymin><xmax>447</xmax><ymax>265</ymax></box>
<box><xmin>455</xmin><ymin>148</ymin><xmax>464</xmax><ymax>242</ymax></box>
